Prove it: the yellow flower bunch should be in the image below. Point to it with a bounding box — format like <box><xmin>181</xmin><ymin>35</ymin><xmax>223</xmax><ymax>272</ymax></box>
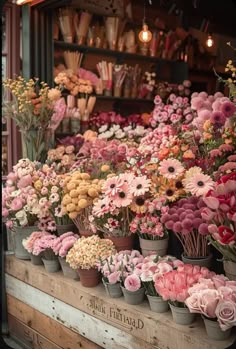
<box><xmin>61</xmin><ymin>171</ymin><xmax>104</xmax><ymax>220</ymax></box>
<box><xmin>223</xmin><ymin>42</ymin><xmax>236</xmax><ymax>98</ymax></box>
<box><xmin>3</xmin><ymin>76</ymin><xmax>61</xmax><ymax>130</ymax></box>
<box><xmin>66</xmin><ymin>235</ymin><xmax>116</xmax><ymax>269</ymax></box>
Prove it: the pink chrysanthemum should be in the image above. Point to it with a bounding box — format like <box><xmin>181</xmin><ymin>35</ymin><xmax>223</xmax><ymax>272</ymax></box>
<box><xmin>183</xmin><ymin>173</ymin><xmax>215</xmax><ymax>196</ymax></box>
<box><xmin>112</xmin><ymin>183</ymin><xmax>132</xmax><ymax>208</ymax></box>
<box><xmin>102</xmin><ymin>176</ymin><xmax>124</xmax><ymax>196</ymax></box>
<box><xmin>130</xmin><ymin>176</ymin><xmax>151</xmax><ymax>196</ymax></box>
<box><xmin>221</xmin><ymin>101</ymin><xmax>236</xmax><ymax>118</ymax></box>
<box><xmin>210</xmin><ymin>111</ymin><xmax>226</xmax><ymax>125</ymax></box>
<box><xmin>158</xmin><ymin>158</ymin><xmax>185</xmax><ymax>179</ymax></box>
<box><xmin>124</xmin><ymin>274</ymin><xmax>141</xmax><ymax>292</ymax></box>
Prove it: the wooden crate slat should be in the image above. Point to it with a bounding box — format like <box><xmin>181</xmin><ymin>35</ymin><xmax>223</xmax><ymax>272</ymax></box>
<box><xmin>7</xmin><ymin>295</ymin><xmax>103</xmax><ymax>349</ymax></box>
<box><xmin>8</xmin><ymin>315</ymin><xmax>62</xmax><ymax>349</ymax></box>
<box><xmin>6</xmin><ymin>275</ymin><xmax>156</xmax><ymax>349</ymax></box>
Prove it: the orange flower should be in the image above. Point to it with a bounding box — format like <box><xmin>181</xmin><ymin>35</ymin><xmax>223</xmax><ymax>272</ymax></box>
<box><xmin>203</xmin><ymin>132</ymin><xmax>212</xmax><ymax>140</ymax></box>
<box><xmin>225</xmin><ymin>138</ymin><xmax>233</xmax><ymax>144</ymax></box>
<box><xmin>203</xmin><ymin>119</ymin><xmax>212</xmax><ymax>132</ymax></box>
<box><xmin>171</xmin><ymin>145</ymin><xmax>180</xmax><ymax>154</ymax></box>
<box><xmin>183</xmin><ymin>150</ymin><xmax>195</xmax><ymax>159</ymax></box>
<box><xmin>181</xmin><ymin>144</ymin><xmax>189</xmax><ymax>152</ymax></box>
<box><xmin>158</xmin><ymin>148</ymin><xmax>170</xmax><ymax>160</ymax></box>
<box><xmin>141</xmin><ymin>113</ymin><xmax>151</xmax><ymax>125</ymax></box>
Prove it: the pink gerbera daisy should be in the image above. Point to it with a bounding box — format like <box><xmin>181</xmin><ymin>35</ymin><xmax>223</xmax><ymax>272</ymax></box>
<box><xmin>92</xmin><ymin>198</ymin><xmax>111</xmax><ymax>217</ymax></box>
<box><xmin>183</xmin><ymin>173</ymin><xmax>215</xmax><ymax>196</ymax></box>
<box><xmin>102</xmin><ymin>176</ymin><xmax>124</xmax><ymax>196</ymax></box>
<box><xmin>119</xmin><ymin>172</ymin><xmax>135</xmax><ymax>185</ymax></box>
<box><xmin>158</xmin><ymin>158</ymin><xmax>185</xmax><ymax>179</ymax></box>
<box><xmin>112</xmin><ymin>183</ymin><xmax>132</xmax><ymax>208</ymax></box>
<box><xmin>130</xmin><ymin>176</ymin><xmax>151</xmax><ymax>196</ymax></box>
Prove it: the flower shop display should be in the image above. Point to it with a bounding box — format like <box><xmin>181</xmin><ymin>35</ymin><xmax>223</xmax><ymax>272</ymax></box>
<box><xmin>185</xmin><ymin>274</ymin><xmax>236</xmax><ymax>340</ymax></box>
<box><xmin>66</xmin><ymin>235</ymin><xmax>116</xmax><ymax>287</ymax></box>
<box><xmin>140</xmin><ymin>255</ymin><xmax>183</xmax><ymax>313</ymax></box>
<box><xmin>3</xmin><ymin>76</ymin><xmax>64</xmax><ymax>162</ymax></box>
<box><xmin>52</xmin><ymin>231</ymin><xmax>79</xmax><ymax>279</ymax></box>
<box><xmin>22</xmin><ymin>231</ymin><xmax>48</xmax><ymax>265</ymax></box>
<box><xmin>155</xmin><ymin>264</ymin><xmax>214</xmax><ymax>325</ymax></box>
<box><xmin>91</xmin><ymin>172</ymin><xmax>151</xmax><ymax>251</ymax></box>
<box><xmin>33</xmin><ymin>233</ymin><xmax>61</xmax><ymax>273</ymax></box>
<box><xmin>130</xmin><ymin>197</ymin><xmax>169</xmax><ymax>257</ymax></box>
<box><xmin>202</xmin><ymin>172</ymin><xmax>236</xmax><ymax>279</ymax></box>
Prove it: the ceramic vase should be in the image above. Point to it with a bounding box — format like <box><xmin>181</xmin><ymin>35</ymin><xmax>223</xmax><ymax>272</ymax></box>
<box><xmin>169</xmin><ymin>304</ymin><xmax>195</xmax><ymax>325</ymax></box>
<box><xmin>147</xmin><ymin>295</ymin><xmax>169</xmax><ymax>313</ymax></box>
<box><xmin>121</xmin><ymin>287</ymin><xmax>145</xmax><ymax>305</ymax></box>
<box><xmin>139</xmin><ymin>237</ymin><xmax>168</xmax><ymax>257</ymax></box>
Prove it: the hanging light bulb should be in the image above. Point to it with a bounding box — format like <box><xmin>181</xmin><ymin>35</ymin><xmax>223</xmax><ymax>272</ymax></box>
<box><xmin>138</xmin><ymin>0</ymin><xmax>152</xmax><ymax>43</ymax></box>
<box><xmin>206</xmin><ymin>34</ymin><xmax>214</xmax><ymax>47</ymax></box>
<box><xmin>138</xmin><ymin>23</ymin><xmax>152</xmax><ymax>43</ymax></box>
<box><xmin>16</xmin><ymin>0</ymin><xmax>32</xmax><ymax>4</ymax></box>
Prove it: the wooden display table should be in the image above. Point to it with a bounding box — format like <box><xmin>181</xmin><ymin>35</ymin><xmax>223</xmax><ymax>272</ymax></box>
<box><xmin>5</xmin><ymin>255</ymin><xmax>236</xmax><ymax>349</ymax></box>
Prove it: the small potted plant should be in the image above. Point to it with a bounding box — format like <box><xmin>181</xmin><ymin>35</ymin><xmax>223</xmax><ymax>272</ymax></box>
<box><xmin>22</xmin><ymin>231</ymin><xmax>48</xmax><ymax>265</ymax></box>
<box><xmin>130</xmin><ymin>197</ymin><xmax>169</xmax><ymax>257</ymax></box>
<box><xmin>97</xmin><ymin>252</ymin><xmax>125</xmax><ymax>298</ymax></box>
<box><xmin>155</xmin><ymin>264</ymin><xmax>213</xmax><ymax>325</ymax></box>
<box><xmin>117</xmin><ymin>250</ymin><xmax>145</xmax><ymax>305</ymax></box>
<box><xmin>66</xmin><ymin>235</ymin><xmax>116</xmax><ymax>287</ymax></box>
<box><xmin>52</xmin><ymin>231</ymin><xmax>79</xmax><ymax>279</ymax></box>
<box><xmin>140</xmin><ymin>255</ymin><xmax>183</xmax><ymax>313</ymax></box>
<box><xmin>185</xmin><ymin>274</ymin><xmax>236</xmax><ymax>340</ymax></box>
<box><xmin>33</xmin><ymin>233</ymin><xmax>60</xmax><ymax>273</ymax></box>
<box><xmin>161</xmin><ymin>195</ymin><xmax>212</xmax><ymax>268</ymax></box>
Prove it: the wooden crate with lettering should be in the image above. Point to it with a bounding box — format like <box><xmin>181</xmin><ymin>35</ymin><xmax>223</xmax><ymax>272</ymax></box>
<box><xmin>5</xmin><ymin>256</ymin><xmax>236</xmax><ymax>349</ymax></box>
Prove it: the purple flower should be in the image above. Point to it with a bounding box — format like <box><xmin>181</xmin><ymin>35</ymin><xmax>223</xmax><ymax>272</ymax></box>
<box><xmin>221</xmin><ymin>101</ymin><xmax>236</xmax><ymax>118</ymax></box>
<box><xmin>210</xmin><ymin>111</ymin><xmax>226</xmax><ymax>125</ymax></box>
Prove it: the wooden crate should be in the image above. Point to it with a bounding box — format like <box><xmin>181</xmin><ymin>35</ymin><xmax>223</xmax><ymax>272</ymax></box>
<box><xmin>5</xmin><ymin>256</ymin><xmax>236</xmax><ymax>349</ymax></box>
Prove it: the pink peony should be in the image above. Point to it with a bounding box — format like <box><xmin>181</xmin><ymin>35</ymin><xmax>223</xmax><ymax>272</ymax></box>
<box><xmin>108</xmin><ymin>271</ymin><xmax>121</xmax><ymax>284</ymax></box>
<box><xmin>124</xmin><ymin>274</ymin><xmax>141</xmax><ymax>292</ymax></box>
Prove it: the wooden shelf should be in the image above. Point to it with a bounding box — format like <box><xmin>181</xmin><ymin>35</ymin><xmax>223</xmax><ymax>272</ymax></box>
<box><xmin>96</xmin><ymin>95</ymin><xmax>154</xmax><ymax>103</ymax></box>
<box><xmin>54</xmin><ymin>40</ymin><xmax>182</xmax><ymax>65</ymax></box>
<box><xmin>5</xmin><ymin>256</ymin><xmax>236</xmax><ymax>349</ymax></box>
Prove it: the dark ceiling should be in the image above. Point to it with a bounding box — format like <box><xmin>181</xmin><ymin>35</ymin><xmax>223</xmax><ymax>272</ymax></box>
<box><xmin>150</xmin><ymin>0</ymin><xmax>236</xmax><ymax>38</ymax></box>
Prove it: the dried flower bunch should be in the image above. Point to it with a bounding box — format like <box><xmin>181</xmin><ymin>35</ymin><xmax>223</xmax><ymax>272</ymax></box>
<box><xmin>66</xmin><ymin>235</ymin><xmax>116</xmax><ymax>269</ymax></box>
<box><xmin>3</xmin><ymin>76</ymin><xmax>61</xmax><ymax>130</ymax></box>
<box><xmin>55</xmin><ymin>69</ymin><xmax>93</xmax><ymax>95</ymax></box>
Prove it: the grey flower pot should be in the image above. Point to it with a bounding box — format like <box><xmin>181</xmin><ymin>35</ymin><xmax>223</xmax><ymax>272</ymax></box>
<box><xmin>121</xmin><ymin>286</ymin><xmax>145</xmax><ymax>305</ymax></box>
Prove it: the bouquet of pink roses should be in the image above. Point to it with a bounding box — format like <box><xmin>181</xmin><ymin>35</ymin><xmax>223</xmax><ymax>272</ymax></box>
<box><xmin>155</xmin><ymin>264</ymin><xmax>214</xmax><ymax>307</ymax></box>
<box><xmin>202</xmin><ymin>172</ymin><xmax>236</xmax><ymax>262</ymax></box>
<box><xmin>185</xmin><ymin>274</ymin><xmax>236</xmax><ymax>331</ymax></box>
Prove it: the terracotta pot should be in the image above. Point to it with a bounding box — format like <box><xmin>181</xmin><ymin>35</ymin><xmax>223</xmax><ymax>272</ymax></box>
<box><xmin>181</xmin><ymin>253</ymin><xmax>213</xmax><ymax>269</ymax></box>
<box><xmin>56</xmin><ymin>223</ymin><xmax>77</xmax><ymax>236</ymax></box>
<box><xmin>79</xmin><ymin>230</ymin><xmax>94</xmax><ymax>237</ymax></box>
<box><xmin>108</xmin><ymin>235</ymin><xmax>133</xmax><ymax>252</ymax></box>
<box><xmin>78</xmin><ymin>268</ymin><xmax>101</xmax><ymax>287</ymax></box>
<box><xmin>223</xmin><ymin>260</ymin><xmax>236</xmax><ymax>280</ymax></box>
<box><xmin>139</xmin><ymin>237</ymin><xmax>168</xmax><ymax>257</ymax></box>
<box><xmin>13</xmin><ymin>226</ymin><xmax>37</xmax><ymax>260</ymax></box>
<box><xmin>203</xmin><ymin>316</ymin><xmax>231</xmax><ymax>340</ymax></box>
<box><xmin>59</xmin><ymin>257</ymin><xmax>79</xmax><ymax>280</ymax></box>
<box><xmin>169</xmin><ymin>304</ymin><xmax>195</xmax><ymax>325</ymax></box>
